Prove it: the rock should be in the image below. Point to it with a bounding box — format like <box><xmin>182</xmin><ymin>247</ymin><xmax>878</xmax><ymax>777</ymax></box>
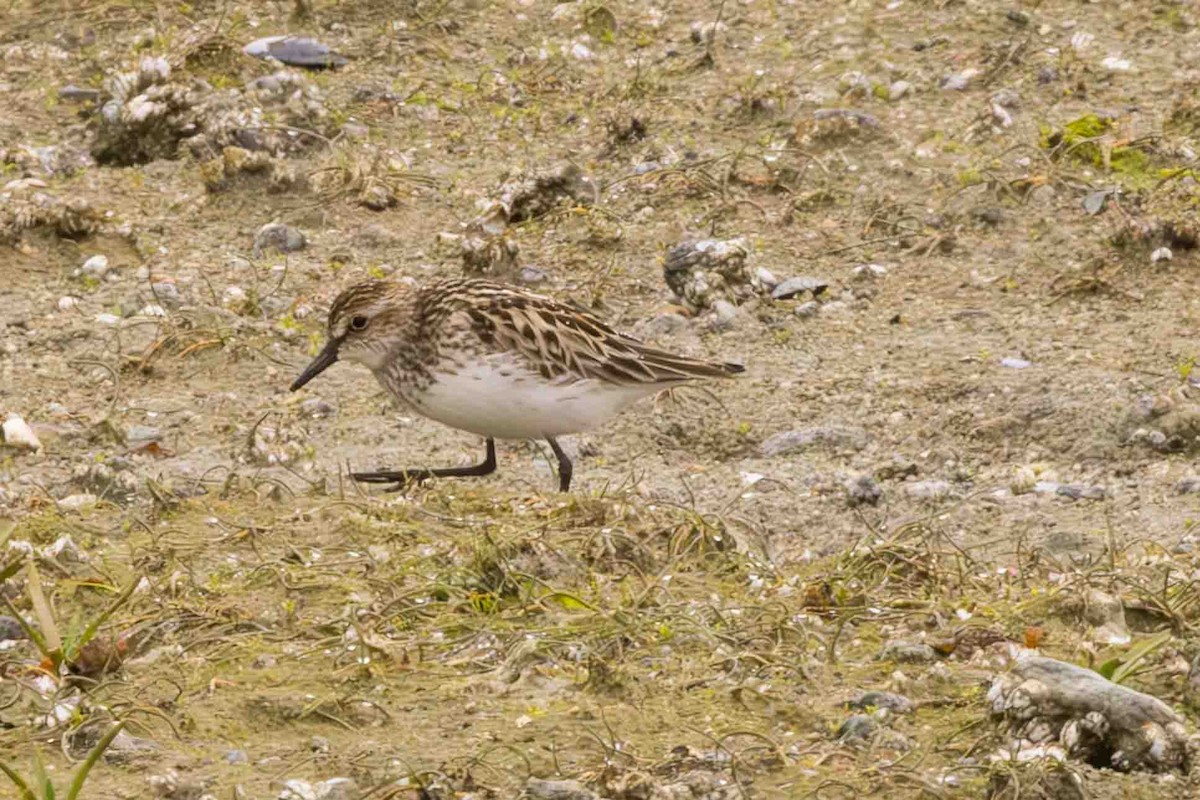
<box><xmin>879</xmin><ymin>640</ymin><xmax>937</xmax><ymax>664</ymax></box>
<box><xmin>845</xmin><ymin>474</ymin><xmax>882</xmax><ymax>507</ymax></box>
<box><xmin>517</xmin><ymin>266</ymin><xmax>550</xmax><ymax>285</ymax></box>
<box><xmin>1152</xmin><ymin>246</ymin><xmax>1173</xmax><ymax>263</ymax></box>
<box><xmin>710</xmin><ymin>299</ymin><xmax>739</xmax><ymax>328</ymax></box>
<box><xmin>771</xmin><ymin>276</ymin><xmax>829</xmax><ymax>300</ymax></box>
<box><xmin>1177</xmin><ymin>476</ymin><xmax>1200</xmax><ymax>494</ymax></box>
<box><xmin>760</xmin><ymin>426</ymin><xmax>869</xmax><ymax>456</ymax></box>
<box><xmin>888</xmin><ymin>80</ymin><xmax>911</xmax><ymax>100</ymax></box>
<box><xmin>80</xmin><ymin>254</ymin><xmax>110</xmax><ymax>278</ymax></box>
<box><xmin>0</xmin><ymin>616</ymin><xmax>27</xmax><ymax>641</ymax></box>
<box><xmin>253</xmin><ymin>223</ymin><xmax>306</xmax><ymax>257</ymax></box>
<box><xmin>147</xmin><ymin>770</ymin><xmax>208</xmax><ymax>799</ymax></box>
<box><xmin>793</xmin><ymin>300</ymin><xmax>820</xmax><ymax>318</ymax></box>
<box><xmin>1083</xmin><ymin>589</ymin><xmax>1130</xmax><ymax>645</ymax></box>
<box><xmin>836</xmin><ymin>714</ymin><xmax>877</xmax><ymax>742</ymax></box>
<box><xmin>244</xmin><ymin>36</ymin><xmax>347</xmax><ymax>69</ymax></box>
<box><xmin>278</xmin><ymin>779</ymin><xmax>317</xmax><ymax>800</ymax></box>
<box><xmin>102</xmin><ymin>729</ymin><xmax>160</xmax><ymax>764</ymax></box>
<box><xmin>150</xmin><ymin>282</ymin><xmax>182</xmax><ymax>308</ymax></box>
<box><xmin>940</xmin><ymin>70</ymin><xmax>977</xmax><ymax>90</ymax></box>
<box><xmin>59</xmin><ymin>493</ymin><xmax>98</xmax><ymax>510</ymax></box>
<box><xmin>59</xmin><ymin>84</ymin><xmax>101</xmax><ymax>103</ymax></box>
<box><xmin>525</xmin><ymin>777</ymin><xmax>599</xmax><ymax>800</ymax></box>
<box><xmin>315</xmin><ymin>778</ymin><xmax>358</xmax><ymax>800</ymax></box>
<box><xmin>1000</xmin><ymin>357</ymin><xmax>1032</xmax><ymax>369</ymax></box>
<box><xmin>634</xmin><ymin>313</ymin><xmax>689</xmax><ymax>339</ymax></box>
<box><xmin>904</xmin><ymin>480</ymin><xmax>952</xmax><ymax>500</ymax></box>
<box><xmin>300</xmin><ymin>399</ymin><xmax>336</xmax><ymax>419</ymax></box>
<box><xmin>224</xmin><ymin>749</ymin><xmax>249</xmax><ymax>764</ymax></box>
<box><xmin>1054</xmin><ymin>483</ymin><xmax>1106</xmax><ymax>501</ymax></box>
<box><xmin>58</xmin><ymin>296</ymin><xmax>79</xmax><ymax>311</ymax></box>
<box><xmin>309</xmin><ymin>735</ymin><xmax>331</xmax><ymax>753</ymax></box>
<box><xmin>663</xmin><ymin>237</ymin><xmax>761</xmax><ymax>313</ymax></box>
<box><xmin>988</xmin><ymin>654</ymin><xmax>1189</xmax><ymax>772</ymax></box>
<box><xmin>2</xmin><ymin>413</ymin><xmax>42</xmax><ymax>451</ymax></box>
<box><xmin>755</xmin><ymin>267</ymin><xmax>779</xmax><ymax>288</ymax></box>
<box><xmin>845</xmin><ymin>691</ymin><xmax>913</xmax><ymax>714</ymax></box>
<box><xmin>852</xmin><ymin>263</ymin><xmax>887</xmax><ymax>280</ymax></box>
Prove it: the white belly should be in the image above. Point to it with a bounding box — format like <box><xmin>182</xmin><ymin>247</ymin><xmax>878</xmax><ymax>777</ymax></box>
<box><xmin>393</xmin><ymin>354</ymin><xmax>657</xmax><ymax>439</ymax></box>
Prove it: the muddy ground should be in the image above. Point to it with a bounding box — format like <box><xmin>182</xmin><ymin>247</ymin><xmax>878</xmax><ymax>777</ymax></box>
<box><xmin>2</xmin><ymin>0</ymin><xmax>1200</xmax><ymax>797</ymax></box>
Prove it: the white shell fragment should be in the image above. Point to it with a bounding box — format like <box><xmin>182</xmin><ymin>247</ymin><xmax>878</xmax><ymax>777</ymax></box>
<box><xmin>2</xmin><ymin>413</ymin><xmax>42</xmax><ymax>451</ymax></box>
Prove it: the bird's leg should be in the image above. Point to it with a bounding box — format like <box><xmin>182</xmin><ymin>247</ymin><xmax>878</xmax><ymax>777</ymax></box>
<box><xmin>545</xmin><ymin>437</ymin><xmax>573</xmax><ymax>492</ymax></box>
<box><xmin>352</xmin><ymin>438</ymin><xmax>497</xmax><ymax>490</ymax></box>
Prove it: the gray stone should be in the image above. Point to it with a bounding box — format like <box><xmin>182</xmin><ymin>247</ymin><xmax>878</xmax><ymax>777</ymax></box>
<box><xmin>845</xmin><ymin>474</ymin><xmax>882</xmax><ymax>507</ymax></box>
<box><xmin>1176</xmin><ymin>477</ymin><xmax>1200</xmax><ymax>494</ymax></box>
<box><xmin>525</xmin><ymin>777</ymin><xmax>599</xmax><ymax>800</ymax></box>
<box><xmin>315</xmin><ymin>778</ymin><xmax>358</xmax><ymax>800</ymax></box>
<box><xmin>793</xmin><ymin>300</ymin><xmax>820</xmax><ymax>318</ymax></box>
<box><xmin>771</xmin><ymin>276</ymin><xmax>829</xmax><ymax>300</ymax></box>
<box><xmin>845</xmin><ymin>691</ymin><xmax>913</xmax><ymax>714</ymax></box>
<box><xmin>988</xmin><ymin>654</ymin><xmax>1189</xmax><ymax>772</ymax></box>
<box><xmin>879</xmin><ymin>640</ymin><xmax>937</xmax><ymax>664</ymax></box>
<box><xmin>244</xmin><ymin>36</ymin><xmax>347</xmax><ymax>69</ymax></box>
<box><xmin>300</xmin><ymin>399</ymin><xmax>336</xmax><ymax>419</ymax></box>
<box><xmin>836</xmin><ymin>714</ymin><xmax>877</xmax><ymax>742</ymax></box>
<box><xmin>904</xmin><ymin>480</ymin><xmax>952</xmax><ymax>500</ymax></box>
<box><xmin>224</xmin><ymin>749</ymin><xmax>249</xmax><ymax>765</ymax></box>
<box><xmin>760</xmin><ymin>427</ymin><xmax>868</xmax><ymax>456</ymax></box>
<box><xmin>253</xmin><ymin>223</ymin><xmax>306</xmax><ymax>257</ymax></box>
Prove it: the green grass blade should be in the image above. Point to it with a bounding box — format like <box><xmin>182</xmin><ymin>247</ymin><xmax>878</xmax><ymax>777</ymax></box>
<box><xmin>0</xmin><ymin>761</ymin><xmax>37</xmax><ymax>800</ymax></box>
<box><xmin>65</xmin><ymin>721</ymin><xmax>126</xmax><ymax>800</ymax></box>
<box><xmin>1110</xmin><ymin>631</ymin><xmax>1172</xmax><ymax>685</ymax></box>
<box><xmin>27</xmin><ymin>564</ymin><xmax>63</xmax><ymax>668</ymax></box>
<box><xmin>69</xmin><ymin>579</ymin><xmax>139</xmax><ymax>661</ymax></box>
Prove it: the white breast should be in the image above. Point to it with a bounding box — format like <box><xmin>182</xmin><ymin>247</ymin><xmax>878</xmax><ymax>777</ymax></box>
<box><xmin>392</xmin><ymin>353</ymin><xmax>658</xmax><ymax>440</ymax></box>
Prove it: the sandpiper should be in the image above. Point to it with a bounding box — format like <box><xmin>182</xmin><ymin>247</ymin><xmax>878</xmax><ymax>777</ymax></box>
<box><xmin>290</xmin><ymin>278</ymin><xmax>744</xmax><ymax>491</ymax></box>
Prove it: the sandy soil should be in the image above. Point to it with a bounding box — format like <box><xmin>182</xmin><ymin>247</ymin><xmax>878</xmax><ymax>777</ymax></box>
<box><xmin>2</xmin><ymin>1</ymin><xmax>1200</xmax><ymax>797</ymax></box>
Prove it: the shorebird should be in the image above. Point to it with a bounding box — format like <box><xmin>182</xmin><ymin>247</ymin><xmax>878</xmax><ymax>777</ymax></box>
<box><xmin>290</xmin><ymin>278</ymin><xmax>744</xmax><ymax>491</ymax></box>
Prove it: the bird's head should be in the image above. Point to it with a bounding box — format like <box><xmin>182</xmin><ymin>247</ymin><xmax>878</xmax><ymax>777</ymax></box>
<box><xmin>290</xmin><ymin>280</ymin><xmax>408</xmax><ymax>391</ymax></box>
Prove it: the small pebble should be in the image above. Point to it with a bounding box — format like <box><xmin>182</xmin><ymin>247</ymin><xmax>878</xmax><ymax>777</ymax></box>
<box><xmin>278</xmin><ymin>779</ymin><xmax>317</xmax><ymax>800</ymax></box>
<box><xmin>710</xmin><ymin>299</ymin><xmax>739</xmax><ymax>327</ymax></box>
<box><xmin>845</xmin><ymin>474</ymin><xmax>882</xmax><ymax>507</ymax></box>
<box><xmin>905</xmin><ymin>480</ymin><xmax>952</xmax><ymax>500</ymax></box>
<box><xmin>57</xmin><ymin>296</ymin><xmax>79</xmax><ymax>311</ymax></box>
<box><xmin>253</xmin><ymin>223</ymin><xmax>307</xmax><ymax>257</ymax></box>
<box><xmin>244</xmin><ymin>36</ymin><xmax>347</xmax><ymax>69</ymax></box>
<box><xmin>771</xmin><ymin>276</ymin><xmax>829</xmax><ymax>300</ymax></box>
<box><xmin>1000</xmin><ymin>357</ymin><xmax>1032</xmax><ymax>369</ymax></box>
<box><xmin>2</xmin><ymin>413</ymin><xmax>41</xmax><ymax>451</ymax></box>
<box><xmin>58</xmin><ymin>84</ymin><xmax>101</xmax><ymax>103</ymax></box>
<box><xmin>1151</xmin><ymin>247</ymin><xmax>1172</xmax><ymax>263</ymax></box>
<box><xmin>0</xmin><ymin>616</ymin><xmax>28</xmax><ymax>641</ymax></box>
<box><xmin>794</xmin><ymin>300</ymin><xmax>820</xmax><ymax>318</ymax></box>
<box><xmin>1177</xmin><ymin>477</ymin><xmax>1200</xmax><ymax>495</ymax></box>
<box><xmin>80</xmin><ymin>254</ymin><xmax>109</xmax><ymax>278</ymax></box>
<box><xmin>224</xmin><ymin>749</ymin><xmax>249</xmax><ymax>765</ymax></box>
<box><xmin>836</xmin><ymin>714</ymin><xmax>877</xmax><ymax>742</ymax></box>
<box><xmin>300</xmin><ymin>399</ymin><xmax>336</xmax><ymax>419</ymax></box>
<box><xmin>879</xmin><ymin>640</ymin><xmax>938</xmax><ymax>664</ymax></box>
<box><xmin>845</xmin><ymin>691</ymin><xmax>913</xmax><ymax>714</ymax></box>
<box><xmin>853</xmin><ymin>263</ymin><xmax>887</xmax><ymax>280</ymax></box>
<box><xmin>517</xmin><ymin>266</ymin><xmax>550</xmax><ymax>285</ymax></box>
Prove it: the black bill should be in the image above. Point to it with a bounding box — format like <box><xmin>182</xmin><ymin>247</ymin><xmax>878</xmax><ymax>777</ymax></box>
<box><xmin>290</xmin><ymin>339</ymin><xmax>340</xmax><ymax>391</ymax></box>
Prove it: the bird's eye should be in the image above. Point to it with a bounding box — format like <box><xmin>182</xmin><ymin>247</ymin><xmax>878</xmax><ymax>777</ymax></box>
<box><xmin>349</xmin><ymin>315</ymin><xmax>369</xmax><ymax>331</ymax></box>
